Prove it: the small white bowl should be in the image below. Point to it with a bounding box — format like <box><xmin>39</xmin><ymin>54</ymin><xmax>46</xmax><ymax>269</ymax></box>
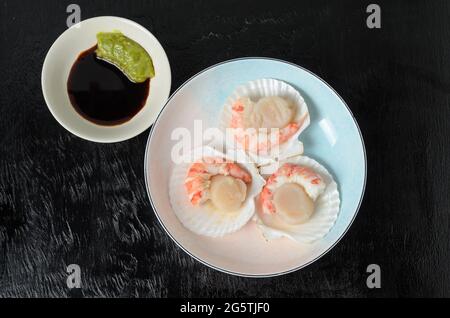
<box><xmin>42</xmin><ymin>16</ymin><xmax>171</xmax><ymax>143</ymax></box>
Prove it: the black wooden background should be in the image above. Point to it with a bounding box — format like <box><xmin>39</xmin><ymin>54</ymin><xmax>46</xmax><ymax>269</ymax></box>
<box><xmin>1</xmin><ymin>0</ymin><xmax>449</xmax><ymax>298</ymax></box>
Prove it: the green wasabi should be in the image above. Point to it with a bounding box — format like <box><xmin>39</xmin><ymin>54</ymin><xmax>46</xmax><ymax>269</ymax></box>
<box><xmin>96</xmin><ymin>31</ymin><xmax>155</xmax><ymax>83</ymax></box>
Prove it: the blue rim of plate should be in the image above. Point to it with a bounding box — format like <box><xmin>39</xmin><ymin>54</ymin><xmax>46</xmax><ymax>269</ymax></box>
<box><xmin>144</xmin><ymin>57</ymin><xmax>367</xmax><ymax>278</ymax></box>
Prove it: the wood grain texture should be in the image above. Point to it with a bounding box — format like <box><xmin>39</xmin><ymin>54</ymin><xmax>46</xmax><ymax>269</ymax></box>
<box><xmin>1</xmin><ymin>0</ymin><xmax>450</xmax><ymax>298</ymax></box>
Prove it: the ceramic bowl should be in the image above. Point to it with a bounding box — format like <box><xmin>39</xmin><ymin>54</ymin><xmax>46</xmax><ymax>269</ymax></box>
<box><xmin>42</xmin><ymin>16</ymin><xmax>171</xmax><ymax>143</ymax></box>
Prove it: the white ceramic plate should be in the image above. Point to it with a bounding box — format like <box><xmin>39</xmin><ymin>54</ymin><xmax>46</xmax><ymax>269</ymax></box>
<box><xmin>144</xmin><ymin>58</ymin><xmax>366</xmax><ymax>277</ymax></box>
<box><xmin>42</xmin><ymin>16</ymin><xmax>171</xmax><ymax>143</ymax></box>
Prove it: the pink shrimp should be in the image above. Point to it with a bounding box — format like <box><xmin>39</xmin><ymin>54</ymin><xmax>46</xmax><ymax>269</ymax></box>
<box><xmin>230</xmin><ymin>99</ymin><xmax>246</xmax><ymax>129</ymax></box>
<box><xmin>260</xmin><ymin>163</ymin><xmax>323</xmax><ymax>214</ymax></box>
<box><xmin>230</xmin><ymin>100</ymin><xmax>308</xmax><ymax>153</ymax></box>
<box><xmin>184</xmin><ymin>157</ymin><xmax>252</xmax><ymax>206</ymax></box>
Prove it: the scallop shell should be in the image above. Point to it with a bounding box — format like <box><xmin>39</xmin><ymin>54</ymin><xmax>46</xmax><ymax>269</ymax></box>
<box><xmin>169</xmin><ymin>146</ymin><xmax>265</xmax><ymax>237</ymax></box>
<box><xmin>219</xmin><ymin>78</ymin><xmax>310</xmax><ymax>166</ymax></box>
<box><xmin>255</xmin><ymin>155</ymin><xmax>340</xmax><ymax>243</ymax></box>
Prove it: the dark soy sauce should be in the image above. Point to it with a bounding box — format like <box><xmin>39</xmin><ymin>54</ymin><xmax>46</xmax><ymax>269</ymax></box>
<box><xmin>67</xmin><ymin>46</ymin><xmax>150</xmax><ymax>126</ymax></box>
